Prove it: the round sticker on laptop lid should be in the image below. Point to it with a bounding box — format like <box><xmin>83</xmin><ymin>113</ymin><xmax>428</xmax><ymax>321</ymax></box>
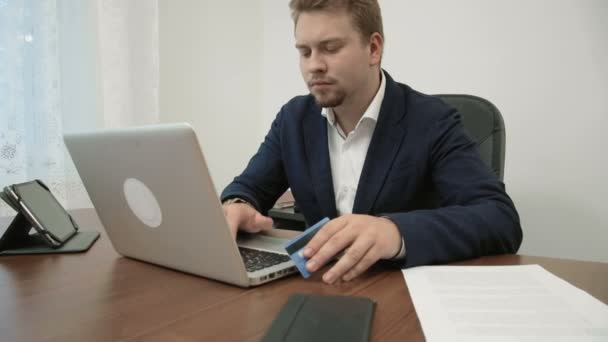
<box><xmin>123</xmin><ymin>178</ymin><xmax>162</xmax><ymax>228</ymax></box>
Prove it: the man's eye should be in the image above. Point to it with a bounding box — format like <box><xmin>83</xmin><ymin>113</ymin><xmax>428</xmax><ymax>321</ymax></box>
<box><xmin>325</xmin><ymin>44</ymin><xmax>341</xmax><ymax>53</ymax></box>
<box><xmin>298</xmin><ymin>49</ymin><xmax>311</xmax><ymax>57</ymax></box>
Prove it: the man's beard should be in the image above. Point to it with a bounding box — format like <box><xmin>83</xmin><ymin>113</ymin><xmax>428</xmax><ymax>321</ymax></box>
<box><xmin>311</xmin><ymin>88</ymin><xmax>346</xmax><ymax>108</ymax></box>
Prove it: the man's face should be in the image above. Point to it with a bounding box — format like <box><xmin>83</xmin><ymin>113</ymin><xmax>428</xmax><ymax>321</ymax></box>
<box><xmin>295</xmin><ymin>9</ymin><xmax>379</xmax><ymax>108</ymax></box>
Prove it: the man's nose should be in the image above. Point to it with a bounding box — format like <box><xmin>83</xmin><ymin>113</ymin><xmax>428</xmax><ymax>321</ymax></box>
<box><xmin>305</xmin><ymin>51</ymin><xmax>327</xmax><ymax>74</ymax></box>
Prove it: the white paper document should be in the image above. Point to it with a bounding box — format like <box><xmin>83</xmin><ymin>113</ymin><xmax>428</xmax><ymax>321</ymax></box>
<box><xmin>402</xmin><ymin>265</ymin><xmax>608</xmax><ymax>341</ymax></box>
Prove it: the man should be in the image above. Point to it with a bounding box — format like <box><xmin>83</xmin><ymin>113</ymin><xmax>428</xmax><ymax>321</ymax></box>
<box><xmin>221</xmin><ymin>0</ymin><xmax>522</xmax><ymax>284</ymax></box>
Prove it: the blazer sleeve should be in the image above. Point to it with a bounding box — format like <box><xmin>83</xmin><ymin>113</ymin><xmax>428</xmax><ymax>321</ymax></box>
<box><xmin>220</xmin><ymin>108</ymin><xmax>289</xmax><ymax>214</ymax></box>
<box><xmin>384</xmin><ymin>109</ymin><xmax>522</xmax><ymax>268</ymax></box>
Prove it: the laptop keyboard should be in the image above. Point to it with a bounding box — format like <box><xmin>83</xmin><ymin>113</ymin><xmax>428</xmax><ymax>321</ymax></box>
<box><xmin>238</xmin><ymin>247</ymin><xmax>291</xmax><ymax>272</ymax></box>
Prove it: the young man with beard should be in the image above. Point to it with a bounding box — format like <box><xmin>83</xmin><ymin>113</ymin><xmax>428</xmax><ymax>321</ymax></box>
<box><xmin>221</xmin><ymin>0</ymin><xmax>522</xmax><ymax>284</ymax></box>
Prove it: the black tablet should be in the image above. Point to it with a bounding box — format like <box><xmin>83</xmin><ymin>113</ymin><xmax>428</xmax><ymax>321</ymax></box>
<box><xmin>4</xmin><ymin>180</ymin><xmax>78</xmax><ymax>248</ymax></box>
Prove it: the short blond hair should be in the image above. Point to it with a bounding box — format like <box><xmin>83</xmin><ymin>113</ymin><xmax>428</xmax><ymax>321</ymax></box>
<box><xmin>289</xmin><ymin>0</ymin><xmax>384</xmax><ymax>42</ymax></box>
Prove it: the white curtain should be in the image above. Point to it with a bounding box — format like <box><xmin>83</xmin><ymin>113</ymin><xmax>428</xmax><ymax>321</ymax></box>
<box><xmin>0</xmin><ymin>0</ymin><xmax>159</xmax><ymax>216</ymax></box>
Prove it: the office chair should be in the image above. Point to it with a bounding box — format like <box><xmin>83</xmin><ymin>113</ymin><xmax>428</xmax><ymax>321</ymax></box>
<box><xmin>434</xmin><ymin>94</ymin><xmax>506</xmax><ymax>181</ymax></box>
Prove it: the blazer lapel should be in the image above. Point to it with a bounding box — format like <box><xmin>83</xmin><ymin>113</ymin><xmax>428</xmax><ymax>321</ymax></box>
<box><xmin>353</xmin><ymin>73</ymin><xmax>408</xmax><ymax>214</ymax></box>
<box><xmin>303</xmin><ymin>110</ymin><xmax>338</xmax><ymax>219</ymax></box>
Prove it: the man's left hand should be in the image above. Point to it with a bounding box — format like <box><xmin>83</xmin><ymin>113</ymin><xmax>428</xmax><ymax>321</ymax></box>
<box><xmin>303</xmin><ymin>214</ymin><xmax>402</xmax><ymax>284</ymax></box>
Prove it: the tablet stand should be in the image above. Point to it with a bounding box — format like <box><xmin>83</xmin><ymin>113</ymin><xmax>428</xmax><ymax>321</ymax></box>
<box><xmin>0</xmin><ymin>210</ymin><xmax>100</xmax><ymax>256</ymax></box>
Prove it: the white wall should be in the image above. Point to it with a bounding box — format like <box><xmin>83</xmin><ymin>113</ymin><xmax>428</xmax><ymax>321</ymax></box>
<box><xmin>158</xmin><ymin>0</ymin><xmax>264</xmax><ymax>192</ymax></box>
<box><xmin>161</xmin><ymin>1</ymin><xmax>608</xmax><ymax>262</ymax></box>
<box><xmin>261</xmin><ymin>3</ymin><xmax>309</xmax><ymax>124</ymax></box>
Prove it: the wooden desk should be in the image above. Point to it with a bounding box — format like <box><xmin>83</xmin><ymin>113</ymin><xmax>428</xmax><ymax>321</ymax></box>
<box><xmin>1</xmin><ymin>209</ymin><xmax>607</xmax><ymax>342</ymax></box>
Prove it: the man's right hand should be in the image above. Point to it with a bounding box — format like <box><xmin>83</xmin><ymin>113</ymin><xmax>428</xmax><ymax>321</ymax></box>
<box><xmin>222</xmin><ymin>203</ymin><xmax>274</xmax><ymax>240</ymax></box>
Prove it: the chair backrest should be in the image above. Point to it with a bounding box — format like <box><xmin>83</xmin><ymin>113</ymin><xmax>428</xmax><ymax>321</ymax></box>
<box><xmin>434</xmin><ymin>94</ymin><xmax>506</xmax><ymax>181</ymax></box>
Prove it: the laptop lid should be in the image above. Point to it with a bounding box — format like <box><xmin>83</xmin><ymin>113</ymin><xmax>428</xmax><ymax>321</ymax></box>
<box><xmin>64</xmin><ymin>123</ymin><xmax>251</xmax><ymax>287</ymax></box>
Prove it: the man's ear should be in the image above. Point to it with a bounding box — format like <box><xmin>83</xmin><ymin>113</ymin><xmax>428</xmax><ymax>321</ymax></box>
<box><xmin>369</xmin><ymin>32</ymin><xmax>384</xmax><ymax>66</ymax></box>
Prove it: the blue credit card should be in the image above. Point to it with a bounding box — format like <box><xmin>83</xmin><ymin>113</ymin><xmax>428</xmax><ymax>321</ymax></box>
<box><xmin>283</xmin><ymin>217</ymin><xmax>330</xmax><ymax>278</ymax></box>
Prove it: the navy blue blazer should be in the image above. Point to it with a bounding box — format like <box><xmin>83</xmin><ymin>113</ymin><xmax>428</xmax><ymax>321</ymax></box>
<box><xmin>221</xmin><ymin>71</ymin><xmax>522</xmax><ymax>268</ymax></box>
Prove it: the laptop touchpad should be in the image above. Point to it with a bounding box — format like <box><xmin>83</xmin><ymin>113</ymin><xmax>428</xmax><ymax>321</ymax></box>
<box><xmin>237</xmin><ymin>233</ymin><xmax>289</xmax><ymax>254</ymax></box>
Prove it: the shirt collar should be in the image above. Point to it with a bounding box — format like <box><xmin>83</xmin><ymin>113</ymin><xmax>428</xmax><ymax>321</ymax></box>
<box><xmin>321</xmin><ymin>70</ymin><xmax>386</xmax><ymax>128</ymax></box>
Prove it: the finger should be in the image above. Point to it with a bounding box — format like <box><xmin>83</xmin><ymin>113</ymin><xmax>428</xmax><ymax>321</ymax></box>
<box><xmin>242</xmin><ymin>211</ymin><xmax>273</xmax><ymax>233</ymax></box>
<box><xmin>306</xmin><ymin>225</ymin><xmax>357</xmax><ymax>273</ymax></box>
<box><xmin>253</xmin><ymin>213</ymin><xmax>274</xmax><ymax>231</ymax></box>
<box><xmin>341</xmin><ymin>247</ymin><xmax>380</xmax><ymax>282</ymax></box>
<box><xmin>322</xmin><ymin>236</ymin><xmax>374</xmax><ymax>284</ymax></box>
<box><xmin>303</xmin><ymin>217</ymin><xmax>347</xmax><ymax>258</ymax></box>
<box><xmin>224</xmin><ymin>204</ymin><xmax>263</xmax><ymax>235</ymax></box>
<box><xmin>223</xmin><ymin>209</ymin><xmax>240</xmax><ymax>240</ymax></box>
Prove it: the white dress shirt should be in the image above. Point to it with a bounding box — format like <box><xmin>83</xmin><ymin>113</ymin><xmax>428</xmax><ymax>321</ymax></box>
<box><xmin>321</xmin><ymin>71</ymin><xmax>406</xmax><ymax>259</ymax></box>
<box><xmin>321</xmin><ymin>72</ymin><xmax>386</xmax><ymax>216</ymax></box>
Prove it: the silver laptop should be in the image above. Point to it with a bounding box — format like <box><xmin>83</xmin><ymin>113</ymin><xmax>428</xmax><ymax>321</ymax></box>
<box><xmin>64</xmin><ymin>122</ymin><xmax>297</xmax><ymax>287</ymax></box>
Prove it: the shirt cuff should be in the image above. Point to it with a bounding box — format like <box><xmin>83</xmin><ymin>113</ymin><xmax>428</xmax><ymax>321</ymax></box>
<box><xmin>391</xmin><ymin>237</ymin><xmax>406</xmax><ymax>260</ymax></box>
<box><xmin>222</xmin><ymin>197</ymin><xmax>255</xmax><ymax>210</ymax></box>
<box><xmin>380</xmin><ymin>215</ymin><xmax>406</xmax><ymax>260</ymax></box>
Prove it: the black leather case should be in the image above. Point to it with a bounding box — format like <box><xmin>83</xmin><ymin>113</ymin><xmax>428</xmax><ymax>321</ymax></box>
<box><xmin>263</xmin><ymin>293</ymin><xmax>375</xmax><ymax>342</ymax></box>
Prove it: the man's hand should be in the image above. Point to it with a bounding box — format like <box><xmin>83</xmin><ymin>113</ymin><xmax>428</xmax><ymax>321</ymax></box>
<box><xmin>303</xmin><ymin>214</ymin><xmax>401</xmax><ymax>284</ymax></box>
<box><xmin>222</xmin><ymin>203</ymin><xmax>273</xmax><ymax>239</ymax></box>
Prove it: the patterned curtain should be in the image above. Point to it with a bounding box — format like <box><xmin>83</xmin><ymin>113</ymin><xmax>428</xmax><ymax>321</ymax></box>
<box><xmin>0</xmin><ymin>0</ymin><xmax>159</xmax><ymax>216</ymax></box>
